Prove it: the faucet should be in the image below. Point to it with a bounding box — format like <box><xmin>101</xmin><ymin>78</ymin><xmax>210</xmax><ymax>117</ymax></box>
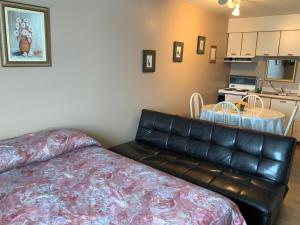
<box><xmin>268</xmin><ymin>81</ymin><xmax>287</xmax><ymax>95</ymax></box>
<box><xmin>278</xmin><ymin>88</ymin><xmax>290</xmax><ymax>96</ymax></box>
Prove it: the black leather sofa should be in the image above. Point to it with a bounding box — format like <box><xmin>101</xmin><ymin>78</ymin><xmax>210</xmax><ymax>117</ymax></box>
<box><xmin>109</xmin><ymin>109</ymin><xmax>296</xmax><ymax>225</ymax></box>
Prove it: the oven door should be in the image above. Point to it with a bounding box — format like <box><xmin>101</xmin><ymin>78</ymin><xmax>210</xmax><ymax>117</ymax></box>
<box><xmin>225</xmin><ymin>94</ymin><xmax>243</xmax><ymax>104</ymax></box>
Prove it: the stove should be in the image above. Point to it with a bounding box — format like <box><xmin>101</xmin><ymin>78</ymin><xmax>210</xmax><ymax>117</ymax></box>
<box><xmin>219</xmin><ymin>88</ymin><xmax>251</xmax><ymax>95</ymax></box>
<box><xmin>218</xmin><ymin>75</ymin><xmax>257</xmax><ymax>103</ymax></box>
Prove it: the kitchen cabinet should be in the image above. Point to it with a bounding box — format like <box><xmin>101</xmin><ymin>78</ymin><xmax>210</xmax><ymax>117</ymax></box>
<box><xmin>279</xmin><ymin>30</ymin><xmax>300</xmax><ymax>56</ymax></box>
<box><xmin>292</xmin><ymin>121</ymin><xmax>300</xmax><ymax>140</ymax></box>
<box><xmin>241</xmin><ymin>32</ymin><xmax>257</xmax><ymax>57</ymax></box>
<box><xmin>292</xmin><ymin>102</ymin><xmax>300</xmax><ymax>140</ymax></box>
<box><xmin>270</xmin><ymin>98</ymin><xmax>296</xmax><ymax>136</ymax></box>
<box><xmin>226</xmin><ymin>30</ymin><xmax>300</xmax><ymax>58</ymax></box>
<box><xmin>256</xmin><ymin>31</ymin><xmax>281</xmax><ymax>56</ymax></box>
<box><xmin>294</xmin><ymin>102</ymin><xmax>300</xmax><ymax>122</ymax></box>
<box><xmin>252</xmin><ymin>93</ymin><xmax>300</xmax><ymax>139</ymax></box>
<box><xmin>261</xmin><ymin>97</ymin><xmax>271</xmax><ymax>109</ymax></box>
<box><xmin>227</xmin><ymin>33</ymin><xmax>242</xmax><ymax>57</ymax></box>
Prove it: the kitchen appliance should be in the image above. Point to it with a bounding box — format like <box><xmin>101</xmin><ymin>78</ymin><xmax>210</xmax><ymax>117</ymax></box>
<box><xmin>218</xmin><ymin>75</ymin><xmax>257</xmax><ymax>103</ymax></box>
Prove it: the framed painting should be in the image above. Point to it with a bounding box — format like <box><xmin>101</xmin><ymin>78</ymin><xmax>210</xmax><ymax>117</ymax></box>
<box><xmin>173</xmin><ymin>41</ymin><xmax>184</xmax><ymax>63</ymax></box>
<box><xmin>0</xmin><ymin>1</ymin><xmax>51</xmax><ymax>67</ymax></box>
<box><xmin>197</xmin><ymin>36</ymin><xmax>206</xmax><ymax>55</ymax></box>
<box><xmin>143</xmin><ymin>50</ymin><xmax>156</xmax><ymax>73</ymax></box>
<box><xmin>209</xmin><ymin>45</ymin><xmax>217</xmax><ymax>64</ymax></box>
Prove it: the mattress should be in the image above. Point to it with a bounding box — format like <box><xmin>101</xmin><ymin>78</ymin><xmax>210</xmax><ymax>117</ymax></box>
<box><xmin>0</xmin><ymin>129</ymin><xmax>246</xmax><ymax>225</ymax></box>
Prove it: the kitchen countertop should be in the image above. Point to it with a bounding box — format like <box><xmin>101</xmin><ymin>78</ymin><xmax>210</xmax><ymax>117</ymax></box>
<box><xmin>249</xmin><ymin>92</ymin><xmax>300</xmax><ymax>101</ymax></box>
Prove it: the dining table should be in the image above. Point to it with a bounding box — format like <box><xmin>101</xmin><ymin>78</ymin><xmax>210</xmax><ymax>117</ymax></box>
<box><xmin>200</xmin><ymin>104</ymin><xmax>286</xmax><ymax>135</ymax></box>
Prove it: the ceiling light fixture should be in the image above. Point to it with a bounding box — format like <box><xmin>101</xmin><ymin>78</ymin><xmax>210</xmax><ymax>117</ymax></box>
<box><xmin>227</xmin><ymin>0</ymin><xmax>236</xmax><ymax>9</ymax></box>
<box><xmin>218</xmin><ymin>0</ymin><xmax>242</xmax><ymax>17</ymax></box>
<box><xmin>232</xmin><ymin>0</ymin><xmax>240</xmax><ymax>16</ymax></box>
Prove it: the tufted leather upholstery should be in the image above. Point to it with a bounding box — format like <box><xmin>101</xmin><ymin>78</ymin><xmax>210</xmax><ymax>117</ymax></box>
<box><xmin>109</xmin><ymin>109</ymin><xmax>296</xmax><ymax>225</ymax></box>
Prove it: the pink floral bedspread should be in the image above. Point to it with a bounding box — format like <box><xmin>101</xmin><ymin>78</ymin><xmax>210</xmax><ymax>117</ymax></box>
<box><xmin>0</xmin><ymin>130</ymin><xmax>246</xmax><ymax>225</ymax></box>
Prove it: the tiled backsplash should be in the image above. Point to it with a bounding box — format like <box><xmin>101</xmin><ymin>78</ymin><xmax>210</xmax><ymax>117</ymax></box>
<box><xmin>230</xmin><ymin>57</ymin><xmax>300</xmax><ymax>90</ymax></box>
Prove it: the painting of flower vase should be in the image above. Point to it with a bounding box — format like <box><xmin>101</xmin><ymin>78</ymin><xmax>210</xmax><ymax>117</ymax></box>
<box><xmin>0</xmin><ymin>1</ymin><xmax>51</xmax><ymax>67</ymax></box>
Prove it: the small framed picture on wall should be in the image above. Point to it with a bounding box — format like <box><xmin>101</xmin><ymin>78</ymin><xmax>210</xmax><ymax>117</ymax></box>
<box><xmin>197</xmin><ymin>36</ymin><xmax>206</xmax><ymax>55</ymax></box>
<box><xmin>142</xmin><ymin>50</ymin><xmax>156</xmax><ymax>73</ymax></box>
<box><xmin>209</xmin><ymin>46</ymin><xmax>217</xmax><ymax>64</ymax></box>
<box><xmin>173</xmin><ymin>41</ymin><xmax>184</xmax><ymax>63</ymax></box>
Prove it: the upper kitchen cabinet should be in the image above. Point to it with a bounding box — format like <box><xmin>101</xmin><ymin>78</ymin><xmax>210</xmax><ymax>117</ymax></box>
<box><xmin>256</xmin><ymin>31</ymin><xmax>280</xmax><ymax>56</ymax></box>
<box><xmin>227</xmin><ymin>33</ymin><xmax>242</xmax><ymax>57</ymax></box>
<box><xmin>279</xmin><ymin>30</ymin><xmax>300</xmax><ymax>56</ymax></box>
<box><xmin>241</xmin><ymin>32</ymin><xmax>257</xmax><ymax>57</ymax></box>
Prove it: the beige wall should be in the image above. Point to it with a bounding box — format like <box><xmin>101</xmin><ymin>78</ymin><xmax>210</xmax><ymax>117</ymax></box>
<box><xmin>0</xmin><ymin>0</ymin><xmax>229</xmax><ymax>147</ymax></box>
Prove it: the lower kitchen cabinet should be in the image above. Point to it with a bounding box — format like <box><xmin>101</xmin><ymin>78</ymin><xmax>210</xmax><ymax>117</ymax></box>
<box><xmin>223</xmin><ymin>93</ymin><xmax>300</xmax><ymax>140</ymax></box>
<box><xmin>270</xmin><ymin>99</ymin><xmax>296</xmax><ymax>136</ymax></box>
<box><xmin>292</xmin><ymin>102</ymin><xmax>300</xmax><ymax>140</ymax></box>
<box><xmin>261</xmin><ymin>97</ymin><xmax>271</xmax><ymax>109</ymax></box>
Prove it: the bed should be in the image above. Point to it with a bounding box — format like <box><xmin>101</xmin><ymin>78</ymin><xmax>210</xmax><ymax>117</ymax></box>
<box><xmin>0</xmin><ymin>129</ymin><xmax>246</xmax><ymax>225</ymax></box>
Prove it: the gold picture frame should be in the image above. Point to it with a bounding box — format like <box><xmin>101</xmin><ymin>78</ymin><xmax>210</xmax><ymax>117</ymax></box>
<box><xmin>0</xmin><ymin>1</ymin><xmax>51</xmax><ymax>67</ymax></box>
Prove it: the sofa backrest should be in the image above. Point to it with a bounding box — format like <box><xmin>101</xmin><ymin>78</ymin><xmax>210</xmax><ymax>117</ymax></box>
<box><xmin>135</xmin><ymin>109</ymin><xmax>296</xmax><ymax>185</ymax></box>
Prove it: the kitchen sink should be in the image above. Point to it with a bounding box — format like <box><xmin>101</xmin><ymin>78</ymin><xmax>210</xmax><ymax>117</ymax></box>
<box><xmin>261</xmin><ymin>91</ymin><xmax>279</xmax><ymax>95</ymax></box>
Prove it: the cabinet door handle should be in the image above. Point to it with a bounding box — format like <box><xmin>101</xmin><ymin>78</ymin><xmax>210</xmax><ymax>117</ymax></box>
<box><xmin>263</xmin><ymin>53</ymin><xmax>269</xmax><ymax>56</ymax></box>
<box><xmin>280</xmin><ymin>100</ymin><xmax>287</xmax><ymax>103</ymax></box>
<box><xmin>245</xmin><ymin>53</ymin><xmax>251</xmax><ymax>56</ymax></box>
<box><xmin>231</xmin><ymin>53</ymin><xmax>237</xmax><ymax>55</ymax></box>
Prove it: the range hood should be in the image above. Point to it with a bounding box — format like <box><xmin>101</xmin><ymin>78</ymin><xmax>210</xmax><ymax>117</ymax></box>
<box><xmin>224</xmin><ymin>56</ymin><xmax>258</xmax><ymax>63</ymax></box>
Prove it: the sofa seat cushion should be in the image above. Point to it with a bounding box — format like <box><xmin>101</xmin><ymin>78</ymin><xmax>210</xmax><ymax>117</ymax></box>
<box><xmin>109</xmin><ymin>141</ymin><xmax>287</xmax><ymax>218</ymax></box>
<box><xmin>143</xmin><ymin>151</ymin><xmax>200</xmax><ymax>173</ymax></box>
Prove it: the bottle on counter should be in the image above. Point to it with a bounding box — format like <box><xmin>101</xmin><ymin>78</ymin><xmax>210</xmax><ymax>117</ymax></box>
<box><xmin>255</xmin><ymin>78</ymin><xmax>263</xmax><ymax>93</ymax></box>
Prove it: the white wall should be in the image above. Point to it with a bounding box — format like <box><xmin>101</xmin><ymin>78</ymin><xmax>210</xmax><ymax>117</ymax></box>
<box><xmin>0</xmin><ymin>0</ymin><xmax>229</xmax><ymax>147</ymax></box>
<box><xmin>228</xmin><ymin>14</ymin><xmax>300</xmax><ymax>32</ymax></box>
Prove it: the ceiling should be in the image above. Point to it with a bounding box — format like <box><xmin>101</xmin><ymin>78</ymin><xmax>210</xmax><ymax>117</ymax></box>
<box><xmin>185</xmin><ymin>0</ymin><xmax>300</xmax><ymax>18</ymax></box>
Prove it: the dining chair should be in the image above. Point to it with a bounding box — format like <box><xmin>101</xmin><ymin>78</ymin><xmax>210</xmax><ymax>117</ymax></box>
<box><xmin>213</xmin><ymin>101</ymin><xmax>241</xmax><ymax>127</ymax></box>
<box><xmin>241</xmin><ymin>94</ymin><xmax>264</xmax><ymax>109</ymax></box>
<box><xmin>284</xmin><ymin>104</ymin><xmax>299</xmax><ymax>136</ymax></box>
<box><xmin>190</xmin><ymin>92</ymin><xmax>204</xmax><ymax>119</ymax></box>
